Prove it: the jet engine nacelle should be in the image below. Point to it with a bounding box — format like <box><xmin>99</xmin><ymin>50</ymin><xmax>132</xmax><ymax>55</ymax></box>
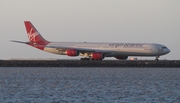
<box><xmin>91</xmin><ymin>52</ymin><xmax>104</xmax><ymax>60</ymax></box>
<box><xmin>66</xmin><ymin>49</ymin><xmax>79</xmax><ymax>56</ymax></box>
<box><xmin>115</xmin><ymin>56</ymin><xmax>128</xmax><ymax>60</ymax></box>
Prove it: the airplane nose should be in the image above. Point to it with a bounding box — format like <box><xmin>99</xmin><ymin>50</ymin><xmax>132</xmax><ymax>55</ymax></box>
<box><xmin>165</xmin><ymin>49</ymin><xmax>170</xmax><ymax>54</ymax></box>
<box><xmin>167</xmin><ymin>49</ymin><xmax>170</xmax><ymax>53</ymax></box>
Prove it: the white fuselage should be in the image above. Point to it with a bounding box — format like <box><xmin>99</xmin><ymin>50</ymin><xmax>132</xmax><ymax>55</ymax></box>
<box><xmin>43</xmin><ymin>42</ymin><xmax>170</xmax><ymax>57</ymax></box>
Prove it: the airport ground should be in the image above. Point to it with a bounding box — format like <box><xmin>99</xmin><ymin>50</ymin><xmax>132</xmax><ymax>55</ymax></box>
<box><xmin>0</xmin><ymin>60</ymin><xmax>180</xmax><ymax>67</ymax></box>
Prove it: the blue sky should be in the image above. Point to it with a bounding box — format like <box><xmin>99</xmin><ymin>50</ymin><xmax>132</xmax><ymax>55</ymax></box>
<box><xmin>0</xmin><ymin>0</ymin><xmax>180</xmax><ymax>60</ymax></box>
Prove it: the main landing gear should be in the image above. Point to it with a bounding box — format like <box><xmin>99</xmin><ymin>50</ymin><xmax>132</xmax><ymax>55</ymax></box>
<box><xmin>80</xmin><ymin>58</ymin><xmax>91</xmax><ymax>60</ymax></box>
<box><xmin>80</xmin><ymin>58</ymin><xmax>102</xmax><ymax>61</ymax></box>
<box><xmin>155</xmin><ymin>56</ymin><xmax>159</xmax><ymax>61</ymax></box>
<box><xmin>81</xmin><ymin>53</ymin><xmax>92</xmax><ymax>60</ymax></box>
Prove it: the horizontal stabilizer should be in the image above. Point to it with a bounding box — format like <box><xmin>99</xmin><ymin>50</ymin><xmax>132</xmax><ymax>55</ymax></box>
<box><xmin>11</xmin><ymin>40</ymin><xmax>28</xmax><ymax>44</ymax></box>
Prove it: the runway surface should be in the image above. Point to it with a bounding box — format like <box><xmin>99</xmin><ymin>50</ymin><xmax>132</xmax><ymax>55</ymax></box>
<box><xmin>0</xmin><ymin>60</ymin><xmax>180</xmax><ymax>67</ymax></box>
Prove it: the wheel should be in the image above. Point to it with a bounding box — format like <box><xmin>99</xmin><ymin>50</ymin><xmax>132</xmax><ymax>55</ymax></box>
<box><xmin>80</xmin><ymin>58</ymin><xmax>90</xmax><ymax>60</ymax></box>
<box><xmin>155</xmin><ymin>56</ymin><xmax>159</xmax><ymax>61</ymax></box>
<box><xmin>155</xmin><ymin>59</ymin><xmax>159</xmax><ymax>61</ymax></box>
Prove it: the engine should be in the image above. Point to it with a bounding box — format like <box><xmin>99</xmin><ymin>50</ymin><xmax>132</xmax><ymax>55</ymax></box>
<box><xmin>115</xmin><ymin>56</ymin><xmax>128</xmax><ymax>60</ymax></box>
<box><xmin>66</xmin><ymin>49</ymin><xmax>79</xmax><ymax>56</ymax></box>
<box><xmin>91</xmin><ymin>52</ymin><xmax>104</xmax><ymax>60</ymax></box>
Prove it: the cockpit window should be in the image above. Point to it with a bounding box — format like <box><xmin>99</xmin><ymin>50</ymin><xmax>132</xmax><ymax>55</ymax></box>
<box><xmin>162</xmin><ymin>47</ymin><xmax>167</xmax><ymax>49</ymax></box>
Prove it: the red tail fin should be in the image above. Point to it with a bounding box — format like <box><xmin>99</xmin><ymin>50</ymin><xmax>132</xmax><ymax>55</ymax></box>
<box><xmin>24</xmin><ymin>21</ymin><xmax>49</xmax><ymax>43</ymax></box>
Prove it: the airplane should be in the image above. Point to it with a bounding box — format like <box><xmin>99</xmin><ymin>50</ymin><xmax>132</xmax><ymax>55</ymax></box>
<box><xmin>12</xmin><ymin>21</ymin><xmax>170</xmax><ymax>61</ymax></box>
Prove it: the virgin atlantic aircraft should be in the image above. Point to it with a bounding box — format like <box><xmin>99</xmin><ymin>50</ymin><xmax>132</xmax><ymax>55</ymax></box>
<box><xmin>12</xmin><ymin>21</ymin><xmax>170</xmax><ymax>61</ymax></box>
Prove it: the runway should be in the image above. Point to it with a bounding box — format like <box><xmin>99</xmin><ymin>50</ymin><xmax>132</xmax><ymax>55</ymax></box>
<box><xmin>0</xmin><ymin>60</ymin><xmax>180</xmax><ymax>67</ymax></box>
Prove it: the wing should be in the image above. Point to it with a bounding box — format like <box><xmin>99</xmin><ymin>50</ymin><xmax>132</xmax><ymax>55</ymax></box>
<box><xmin>45</xmin><ymin>45</ymin><xmax>110</xmax><ymax>54</ymax></box>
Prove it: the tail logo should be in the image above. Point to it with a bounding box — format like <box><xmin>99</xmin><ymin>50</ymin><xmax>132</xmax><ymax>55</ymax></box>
<box><xmin>28</xmin><ymin>28</ymin><xmax>39</xmax><ymax>42</ymax></box>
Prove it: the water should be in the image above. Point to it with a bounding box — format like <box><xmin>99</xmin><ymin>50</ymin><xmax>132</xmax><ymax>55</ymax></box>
<box><xmin>0</xmin><ymin>67</ymin><xmax>180</xmax><ymax>103</ymax></box>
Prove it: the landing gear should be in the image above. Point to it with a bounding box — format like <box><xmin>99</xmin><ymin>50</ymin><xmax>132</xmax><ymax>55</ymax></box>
<box><xmin>80</xmin><ymin>57</ymin><xmax>103</xmax><ymax>61</ymax></box>
<box><xmin>81</xmin><ymin>53</ymin><xmax>92</xmax><ymax>60</ymax></box>
<box><xmin>155</xmin><ymin>56</ymin><xmax>159</xmax><ymax>61</ymax></box>
<box><xmin>80</xmin><ymin>58</ymin><xmax>90</xmax><ymax>60</ymax></box>
<box><xmin>81</xmin><ymin>53</ymin><xmax>103</xmax><ymax>61</ymax></box>
<box><xmin>80</xmin><ymin>58</ymin><xmax>95</xmax><ymax>61</ymax></box>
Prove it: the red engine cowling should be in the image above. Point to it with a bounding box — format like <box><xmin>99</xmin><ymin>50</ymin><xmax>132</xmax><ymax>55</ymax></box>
<box><xmin>115</xmin><ymin>56</ymin><xmax>128</xmax><ymax>60</ymax></box>
<box><xmin>91</xmin><ymin>52</ymin><xmax>104</xmax><ymax>60</ymax></box>
<box><xmin>66</xmin><ymin>49</ymin><xmax>79</xmax><ymax>56</ymax></box>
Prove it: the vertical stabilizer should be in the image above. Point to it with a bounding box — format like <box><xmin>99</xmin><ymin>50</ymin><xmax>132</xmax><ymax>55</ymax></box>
<box><xmin>24</xmin><ymin>21</ymin><xmax>49</xmax><ymax>43</ymax></box>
